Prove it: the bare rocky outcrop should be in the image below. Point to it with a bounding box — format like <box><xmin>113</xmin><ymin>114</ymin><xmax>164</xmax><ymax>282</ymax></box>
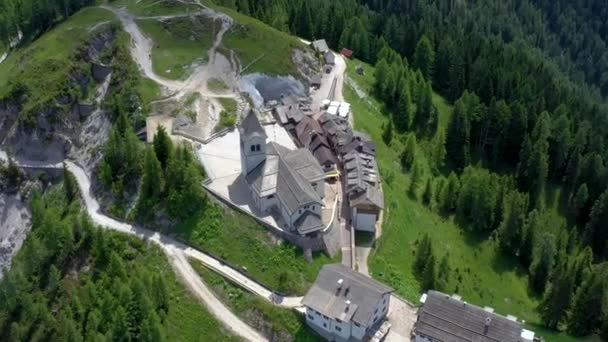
<box><xmin>0</xmin><ymin>192</ymin><xmax>30</xmax><ymax>279</ymax></box>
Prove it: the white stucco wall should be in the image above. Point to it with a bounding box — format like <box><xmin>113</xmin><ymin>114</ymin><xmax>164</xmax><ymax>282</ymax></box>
<box><xmin>241</xmin><ymin>135</ymin><xmax>266</xmax><ymax>175</ymax></box>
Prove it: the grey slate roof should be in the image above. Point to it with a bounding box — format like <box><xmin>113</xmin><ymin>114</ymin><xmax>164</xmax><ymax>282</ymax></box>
<box><xmin>311</xmin><ymin>39</ymin><xmax>329</xmax><ymax>53</ymax></box>
<box><xmin>239</xmin><ymin>111</ymin><xmax>267</xmax><ymax>140</ymax></box>
<box><xmin>246</xmin><ymin>142</ymin><xmax>322</xmax><ymax>217</ymax></box>
<box><xmin>295</xmin><ymin>116</ymin><xmax>323</xmax><ymax>146</ymax></box>
<box><xmin>294</xmin><ymin>211</ymin><xmax>325</xmax><ymax>234</ymax></box>
<box><xmin>325</xmin><ymin>51</ymin><xmax>336</xmax><ymax>64</ymax></box>
<box><xmin>284</xmin><ymin>148</ymin><xmax>325</xmax><ymax>182</ymax></box>
<box><xmin>303</xmin><ymin>264</ymin><xmax>393</xmax><ymax>327</ymax></box>
<box><xmin>350</xmin><ymin>186</ymin><xmax>384</xmax><ymax>209</ymax></box>
<box><xmin>275</xmin><ymin>105</ymin><xmax>304</xmax><ymax>126</ymax></box>
<box><xmin>417</xmin><ymin>291</ymin><xmax>525</xmax><ymax>342</ymax></box>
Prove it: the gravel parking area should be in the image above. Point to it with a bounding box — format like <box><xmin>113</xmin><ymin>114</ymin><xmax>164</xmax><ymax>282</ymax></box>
<box><xmin>385</xmin><ymin>295</ymin><xmax>418</xmax><ymax>342</ymax></box>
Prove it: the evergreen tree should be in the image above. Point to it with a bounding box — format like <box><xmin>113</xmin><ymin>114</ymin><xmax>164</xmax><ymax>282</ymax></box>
<box><xmin>422</xmin><ymin>178</ymin><xmax>433</xmax><ymax>206</ymax></box>
<box><xmin>135</xmin><ymin>148</ymin><xmax>164</xmax><ymax>222</ymax></box>
<box><xmin>583</xmin><ymin>191</ymin><xmax>608</xmax><ymax>259</ymax></box>
<box><xmin>413</xmin><ymin>234</ymin><xmax>432</xmax><ymax>275</ymax></box>
<box><xmin>446</xmin><ymin>95</ymin><xmax>471</xmax><ymax>170</ymax></box>
<box><xmin>382</xmin><ymin>120</ymin><xmax>393</xmax><ymax>145</ymax></box>
<box><xmin>374</xmin><ymin>59</ymin><xmax>389</xmax><ymax>96</ymax></box>
<box><xmin>517</xmin><ymin>111</ymin><xmax>551</xmax><ymax>205</ymax></box>
<box><xmin>153</xmin><ymin>126</ymin><xmax>173</xmax><ymax>170</ymax></box>
<box><xmin>395</xmin><ymin>85</ymin><xmax>413</xmax><ymax>131</ymax></box>
<box><xmin>571</xmin><ymin>183</ymin><xmax>589</xmax><ymax>220</ymax></box>
<box><xmin>436</xmin><ymin>253</ymin><xmax>451</xmax><ymax>292</ymax></box>
<box><xmin>413</xmin><ymin>35</ymin><xmax>435</xmax><ymax>79</ymax></box>
<box><xmin>549</xmin><ymin>107</ymin><xmax>572</xmax><ymax>178</ymax></box>
<box><xmin>441</xmin><ymin>172</ymin><xmax>460</xmax><ymax>212</ymax></box>
<box><xmin>400</xmin><ymin>133</ymin><xmax>416</xmax><ymax>171</ymax></box>
<box><xmin>539</xmin><ymin>262</ymin><xmax>575</xmax><ymax>329</ymax></box>
<box><xmin>421</xmin><ymin>252</ymin><xmax>436</xmax><ymax>292</ymax></box>
<box><xmin>63</xmin><ymin>166</ymin><xmax>78</xmax><ymax>203</ymax></box>
<box><xmin>296</xmin><ymin>0</ymin><xmax>314</xmax><ymax>40</ymax></box>
<box><xmin>498</xmin><ymin>191</ymin><xmax>529</xmax><ymax>255</ymax></box>
<box><xmin>567</xmin><ymin>265</ymin><xmax>607</xmax><ymax>336</ymax></box>
<box><xmin>529</xmin><ymin>233</ymin><xmax>557</xmax><ymax>294</ymax></box>
<box><xmin>432</xmin><ymin>130</ymin><xmax>447</xmax><ymax>172</ymax></box>
<box><xmin>409</xmin><ymin>162</ymin><xmax>423</xmax><ymax>199</ymax></box>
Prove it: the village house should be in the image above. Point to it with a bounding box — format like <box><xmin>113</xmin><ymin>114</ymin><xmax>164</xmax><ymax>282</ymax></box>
<box><xmin>311</xmin><ymin>39</ymin><xmax>329</xmax><ymax>54</ymax></box>
<box><xmin>303</xmin><ymin>264</ymin><xmax>394</xmax><ymax>342</ymax></box>
<box><xmin>415</xmin><ymin>291</ymin><xmax>537</xmax><ymax>342</ymax></box>
<box><xmin>239</xmin><ymin>111</ymin><xmax>327</xmax><ymax>236</ymax></box>
<box><xmin>324</xmin><ymin>50</ymin><xmax>336</xmax><ymax>65</ymax></box>
<box><xmin>295</xmin><ymin>116</ymin><xmax>337</xmax><ymax>171</ymax></box>
<box><xmin>344</xmin><ymin>151</ymin><xmax>383</xmax><ymax>231</ymax></box>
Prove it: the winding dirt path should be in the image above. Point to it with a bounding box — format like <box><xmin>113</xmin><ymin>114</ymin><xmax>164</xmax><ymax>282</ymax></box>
<box><xmin>1</xmin><ymin>152</ymin><xmax>307</xmax><ymax>342</ymax></box>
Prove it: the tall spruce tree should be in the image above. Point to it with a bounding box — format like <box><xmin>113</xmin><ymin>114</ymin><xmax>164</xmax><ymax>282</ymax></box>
<box><xmin>413</xmin><ymin>35</ymin><xmax>435</xmax><ymax>80</ymax></box>
<box><xmin>539</xmin><ymin>262</ymin><xmax>575</xmax><ymax>329</ymax></box>
<box><xmin>567</xmin><ymin>265</ymin><xmax>607</xmax><ymax>336</ymax></box>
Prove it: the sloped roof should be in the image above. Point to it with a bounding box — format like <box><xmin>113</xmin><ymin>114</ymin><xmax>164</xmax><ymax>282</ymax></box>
<box><xmin>303</xmin><ymin>264</ymin><xmax>393</xmax><ymax>327</ymax></box>
<box><xmin>239</xmin><ymin>111</ymin><xmax>267</xmax><ymax>140</ymax></box>
<box><xmin>325</xmin><ymin>51</ymin><xmax>336</xmax><ymax>64</ymax></box>
<box><xmin>284</xmin><ymin>148</ymin><xmax>325</xmax><ymax>182</ymax></box>
<box><xmin>294</xmin><ymin>211</ymin><xmax>325</xmax><ymax>234</ymax></box>
<box><xmin>247</xmin><ymin>142</ymin><xmax>322</xmax><ymax>216</ymax></box>
<box><xmin>417</xmin><ymin>291</ymin><xmax>525</xmax><ymax>342</ymax></box>
<box><xmin>350</xmin><ymin>186</ymin><xmax>384</xmax><ymax>209</ymax></box>
<box><xmin>295</xmin><ymin>116</ymin><xmax>323</xmax><ymax>146</ymax></box>
<box><xmin>311</xmin><ymin>39</ymin><xmax>329</xmax><ymax>53</ymax></box>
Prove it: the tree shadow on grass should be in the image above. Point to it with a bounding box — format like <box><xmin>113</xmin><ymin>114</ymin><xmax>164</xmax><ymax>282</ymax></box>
<box><xmin>490</xmin><ymin>248</ymin><xmax>528</xmax><ymax>278</ymax></box>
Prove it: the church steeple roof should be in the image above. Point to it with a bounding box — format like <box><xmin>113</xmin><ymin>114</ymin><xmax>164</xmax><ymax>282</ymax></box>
<box><xmin>238</xmin><ymin>110</ymin><xmax>267</xmax><ymax>140</ymax></box>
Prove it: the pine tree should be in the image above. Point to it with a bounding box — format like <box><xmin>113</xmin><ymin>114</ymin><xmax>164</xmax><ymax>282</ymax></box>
<box><xmin>413</xmin><ymin>234</ymin><xmax>432</xmax><ymax>275</ymax></box>
<box><xmin>395</xmin><ymin>85</ymin><xmax>413</xmax><ymax>131</ymax></box>
<box><xmin>413</xmin><ymin>35</ymin><xmax>435</xmax><ymax>80</ymax></box>
<box><xmin>136</xmin><ymin>148</ymin><xmax>164</xmax><ymax>221</ymax></box>
<box><xmin>583</xmin><ymin>191</ymin><xmax>608</xmax><ymax>259</ymax></box>
<box><xmin>549</xmin><ymin>107</ymin><xmax>572</xmax><ymax>178</ymax></box>
<box><xmin>400</xmin><ymin>133</ymin><xmax>416</xmax><ymax>171</ymax></box>
<box><xmin>382</xmin><ymin>120</ymin><xmax>393</xmax><ymax>145</ymax></box>
<box><xmin>571</xmin><ymin>183</ymin><xmax>589</xmax><ymax>220</ymax></box>
<box><xmin>374</xmin><ymin>59</ymin><xmax>390</xmax><ymax>96</ymax></box>
<box><xmin>422</xmin><ymin>178</ymin><xmax>433</xmax><ymax>206</ymax></box>
<box><xmin>153</xmin><ymin>126</ymin><xmax>173</xmax><ymax>170</ymax></box>
<box><xmin>296</xmin><ymin>1</ymin><xmax>314</xmax><ymax>40</ymax></box>
<box><xmin>567</xmin><ymin>265</ymin><xmax>607</xmax><ymax>336</ymax></box>
<box><xmin>529</xmin><ymin>233</ymin><xmax>557</xmax><ymax>294</ymax></box>
<box><xmin>63</xmin><ymin>165</ymin><xmax>78</xmax><ymax>203</ymax></box>
<box><xmin>421</xmin><ymin>252</ymin><xmax>436</xmax><ymax>292</ymax></box>
<box><xmin>409</xmin><ymin>162</ymin><xmax>423</xmax><ymax>199</ymax></box>
<box><xmin>498</xmin><ymin>190</ymin><xmax>529</xmax><ymax>255</ymax></box>
<box><xmin>446</xmin><ymin>96</ymin><xmax>471</xmax><ymax>170</ymax></box>
<box><xmin>436</xmin><ymin>253</ymin><xmax>451</xmax><ymax>292</ymax></box>
<box><xmin>432</xmin><ymin>130</ymin><xmax>447</xmax><ymax>172</ymax></box>
<box><xmin>441</xmin><ymin>172</ymin><xmax>460</xmax><ymax>212</ymax></box>
<box><xmin>539</xmin><ymin>262</ymin><xmax>575</xmax><ymax>329</ymax></box>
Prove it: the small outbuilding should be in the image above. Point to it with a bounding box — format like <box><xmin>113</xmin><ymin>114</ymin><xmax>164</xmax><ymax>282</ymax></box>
<box><xmin>324</xmin><ymin>51</ymin><xmax>336</xmax><ymax>65</ymax></box>
<box><xmin>311</xmin><ymin>39</ymin><xmax>329</xmax><ymax>54</ymax></box>
<box><xmin>341</xmin><ymin>48</ymin><xmax>353</xmax><ymax>58</ymax></box>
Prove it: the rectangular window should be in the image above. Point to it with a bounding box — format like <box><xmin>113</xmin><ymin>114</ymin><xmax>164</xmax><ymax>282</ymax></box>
<box><xmin>250</xmin><ymin>145</ymin><xmax>255</xmax><ymax>152</ymax></box>
<box><xmin>307</xmin><ymin>314</ymin><xmax>314</xmax><ymax>320</ymax></box>
<box><xmin>335</xmin><ymin>326</ymin><xmax>342</xmax><ymax>332</ymax></box>
<box><xmin>374</xmin><ymin>308</ymin><xmax>378</xmax><ymax>314</ymax></box>
<box><xmin>323</xmin><ymin>323</ymin><xmax>327</xmax><ymax>328</ymax></box>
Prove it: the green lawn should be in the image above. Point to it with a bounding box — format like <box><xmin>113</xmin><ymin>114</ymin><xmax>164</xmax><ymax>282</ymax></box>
<box><xmin>112</xmin><ymin>0</ymin><xmax>201</xmax><ymax>17</ymax></box>
<box><xmin>176</xmin><ymin>204</ymin><xmax>339</xmax><ymax>296</ymax></box>
<box><xmin>202</xmin><ymin>1</ymin><xmax>304</xmax><ymax>76</ymax></box>
<box><xmin>191</xmin><ymin>261</ymin><xmax>319</xmax><ymax>341</ymax></box>
<box><xmin>137</xmin><ymin>15</ymin><xmax>218</xmax><ymax>80</ymax></box>
<box><xmin>344</xmin><ymin>63</ymin><xmax>595</xmax><ymax>342</ymax></box>
<box><xmin>218</xmin><ymin>97</ymin><xmax>238</xmax><ymax>114</ymax></box>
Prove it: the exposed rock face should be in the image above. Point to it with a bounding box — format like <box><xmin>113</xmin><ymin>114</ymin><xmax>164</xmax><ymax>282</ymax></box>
<box><xmin>0</xmin><ymin>192</ymin><xmax>31</xmax><ymax>279</ymax></box>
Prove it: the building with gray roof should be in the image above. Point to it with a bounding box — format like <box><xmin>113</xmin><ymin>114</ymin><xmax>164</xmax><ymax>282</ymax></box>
<box><xmin>303</xmin><ymin>264</ymin><xmax>394</xmax><ymax>342</ymax></box>
<box><xmin>311</xmin><ymin>39</ymin><xmax>329</xmax><ymax>54</ymax></box>
<box><xmin>415</xmin><ymin>291</ymin><xmax>536</xmax><ymax>342</ymax></box>
<box><xmin>240</xmin><ymin>111</ymin><xmax>326</xmax><ymax>235</ymax></box>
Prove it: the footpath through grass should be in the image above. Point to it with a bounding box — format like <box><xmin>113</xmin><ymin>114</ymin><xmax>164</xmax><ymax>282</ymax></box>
<box><xmin>345</xmin><ymin>60</ymin><xmax>597</xmax><ymax>342</ymax></box>
<box><xmin>191</xmin><ymin>261</ymin><xmax>319</xmax><ymax>341</ymax></box>
<box><xmin>176</xmin><ymin>204</ymin><xmax>338</xmax><ymax>296</ymax></box>
<box><xmin>202</xmin><ymin>0</ymin><xmax>304</xmax><ymax>76</ymax></box>
<box><xmin>137</xmin><ymin>15</ymin><xmax>218</xmax><ymax>80</ymax></box>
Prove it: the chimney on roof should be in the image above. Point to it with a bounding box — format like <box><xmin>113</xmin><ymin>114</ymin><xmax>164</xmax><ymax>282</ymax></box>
<box><xmin>345</xmin><ymin>300</ymin><xmax>351</xmax><ymax>312</ymax></box>
<box><xmin>337</xmin><ymin>278</ymin><xmax>343</xmax><ymax>287</ymax></box>
<box><xmin>484</xmin><ymin>317</ymin><xmax>492</xmax><ymax>335</ymax></box>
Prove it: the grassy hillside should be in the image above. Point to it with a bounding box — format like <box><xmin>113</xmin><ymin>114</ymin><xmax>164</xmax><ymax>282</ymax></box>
<box><xmin>202</xmin><ymin>0</ymin><xmax>304</xmax><ymax>76</ymax></box>
<box><xmin>176</xmin><ymin>205</ymin><xmax>338</xmax><ymax>296</ymax></box>
<box><xmin>112</xmin><ymin>0</ymin><xmax>201</xmax><ymax>16</ymax></box>
<box><xmin>137</xmin><ymin>15</ymin><xmax>219</xmax><ymax>80</ymax></box>
<box><xmin>191</xmin><ymin>261</ymin><xmax>319</xmax><ymax>341</ymax></box>
<box><xmin>344</xmin><ymin>59</ymin><xmax>597</xmax><ymax>342</ymax></box>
